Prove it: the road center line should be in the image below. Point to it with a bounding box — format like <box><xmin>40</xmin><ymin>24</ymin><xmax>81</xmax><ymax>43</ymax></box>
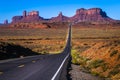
<box><xmin>32</xmin><ymin>60</ymin><xmax>36</xmax><ymax>63</ymax></box>
<box><xmin>18</xmin><ymin>64</ymin><xmax>25</xmax><ymax>68</ymax></box>
<box><xmin>0</xmin><ymin>72</ymin><xmax>3</xmax><ymax>75</ymax></box>
<box><xmin>51</xmin><ymin>54</ymin><xmax>69</xmax><ymax>80</ymax></box>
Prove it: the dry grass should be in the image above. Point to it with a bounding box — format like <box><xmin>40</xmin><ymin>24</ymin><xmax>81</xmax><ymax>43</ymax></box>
<box><xmin>0</xmin><ymin>27</ymin><xmax>68</xmax><ymax>54</ymax></box>
<box><xmin>72</xmin><ymin>27</ymin><xmax>120</xmax><ymax>39</ymax></box>
<box><xmin>71</xmin><ymin>26</ymin><xmax>120</xmax><ymax>79</ymax></box>
<box><xmin>0</xmin><ymin>28</ymin><xmax>67</xmax><ymax>39</ymax></box>
<box><xmin>1</xmin><ymin>24</ymin><xmax>120</xmax><ymax>79</ymax></box>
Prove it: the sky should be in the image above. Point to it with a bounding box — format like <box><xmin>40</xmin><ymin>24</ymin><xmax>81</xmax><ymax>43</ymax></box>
<box><xmin>0</xmin><ymin>0</ymin><xmax>120</xmax><ymax>23</ymax></box>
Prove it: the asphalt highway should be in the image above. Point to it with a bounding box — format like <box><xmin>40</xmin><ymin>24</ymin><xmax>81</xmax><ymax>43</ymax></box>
<box><xmin>0</xmin><ymin>24</ymin><xmax>71</xmax><ymax>80</ymax></box>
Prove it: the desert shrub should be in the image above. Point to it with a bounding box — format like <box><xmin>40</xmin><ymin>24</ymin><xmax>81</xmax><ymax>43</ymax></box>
<box><xmin>83</xmin><ymin>43</ymin><xmax>88</xmax><ymax>45</ymax></box>
<box><xmin>101</xmin><ymin>63</ymin><xmax>108</xmax><ymax>72</ymax></box>
<box><xmin>88</xmin><ymin>59</ymin><xmax>105</xmax><ymax>68</ymax></box>
<box><xmin>112</xmin><ymin>73</ymin><xmax>120</xmax><ymax>80</ymax></box>
<box><xmin>71</xmin><ymin>48</ymin><xmax>90</xmax><ymax>65</ymax></box>
<box><xmin>24</xmin><ymin>41</ymin><xmax>33</xmax><ymax>44</ymax></box>
<box><xmin>71</xmin><ymin>52</ymin><xmax>79</xmax><ymax>64</ymax></box>
<box><xmin>41</xmin><ymin>51</ymin><xmax>49</xmax><ymax>54</ymax></box>
<box><xmin>78</xmin><ymin>56</ymin><xmax>90</xmax><ymax>66</ymax></box>
<box><xmin>114</xmin><ymin>40</ymin><xmax>120</xmax><ymax>44</ymax></box>
<box><xmin>109</xmin><ymin>64</ymin><xmax>120</xmax><ymax>77</ymax></box>
<box><xmin>110</xmin><ymin>50</ymin><xmax>118</xmax><ymax>57</ymax></box>
<box><xmin>109</xmin><ymin>69</ymin><xmax>119</xmax><ymax>76</ymax></box>
<box><xmin>117</xmin><ymin>54</ymin><xmax>120</xmax><ymax>60</ymax></box>
<box><xmin>45</xmin><ymin>38</ymin><xmax>50</xmax><ymax>40</ymax></box>
<box><xmin>91</xmin><ymin>71</ymin><xmax>100</xmax><ymax>76</ymax></box>
<box><xmin>71</xmin><ymin>49</ymin><xmax>81</xmax><ymax>65</ymax></box>
<box><xmin>114</xmin><ymin>64</ymin><xmax>120</xmax><ymax>68</ymax></box>
<box><xmin>60</xmin><ymin>45</ymin><xmax>64</xmax><ymax>49</ymax></box>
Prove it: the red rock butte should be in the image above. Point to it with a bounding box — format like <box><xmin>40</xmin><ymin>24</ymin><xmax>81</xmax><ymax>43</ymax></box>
<box><xmin>12</xmin><ymin>8</ymin><xmax>117</xmax><ymax>23</ymax></box>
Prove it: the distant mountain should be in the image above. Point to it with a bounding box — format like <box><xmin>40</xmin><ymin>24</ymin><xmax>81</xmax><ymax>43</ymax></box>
<box><xmin>11</xmin><ymin>8</ymin><xmax>117</xmax><ymax>24</ymax></box>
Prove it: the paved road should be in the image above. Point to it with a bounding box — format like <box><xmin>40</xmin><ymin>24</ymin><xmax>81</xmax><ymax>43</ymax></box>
<box><xmin>0</xmin><ymin>24</ymin><xmax>71</xmax><ymax>80</ymax></box>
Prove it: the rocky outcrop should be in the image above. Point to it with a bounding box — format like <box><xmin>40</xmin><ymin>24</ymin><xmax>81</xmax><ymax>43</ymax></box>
<box><xmin>50</xmin><ymin>12</ymin><xmax>69</xmax><ymax>22</ymax></box>
<box><xmin>11</xmin><ymin>8</ymin><xmax>117</xmax><ymax>24</ymax></box>
<box><xmin>12</xmin><ymin>11</ymin><xmax>43</xmax><ymax>23</ymax></box>
<box><xmin>4</xmin><ymin>20</ymin><xmax>8</xmax><ymax>24</ymax></box>
<box><xmin>70</xmin><ymin>8</ymin><xmax>114</xmax><ymax>23</ymax></box>
<box><xmin>12</xmin><ymin>16</ymin><xmax>23</xmax><ymax>23</ymax></box>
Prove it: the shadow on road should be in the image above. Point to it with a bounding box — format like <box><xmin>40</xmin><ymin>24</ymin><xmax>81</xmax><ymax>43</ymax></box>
<box><xmin>0</xmin><ymin>42</ymin><xmax>38</xmax><ymax>60</ymax></box>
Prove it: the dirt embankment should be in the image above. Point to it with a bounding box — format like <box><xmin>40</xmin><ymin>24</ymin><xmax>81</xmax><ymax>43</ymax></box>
<box><xmin>71</xmin><ymin>40</ymin><xmax>120</xmax><ymax>80</ymax></box>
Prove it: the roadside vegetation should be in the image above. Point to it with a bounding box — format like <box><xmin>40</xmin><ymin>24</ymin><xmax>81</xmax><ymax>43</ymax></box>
<box><xmin>71</xmin><ymin>26</ymin><xmax>120</xmax><ymax>80</ymax></box>
<box><xmin>0</xmin><ymin>23</ymin><xmax>120</xmax><ymax>80</ymax></box>
<box><xmin>0</xmin><ymin>27</ymin><xmax>67</xmax><ymax>55</ymax></box>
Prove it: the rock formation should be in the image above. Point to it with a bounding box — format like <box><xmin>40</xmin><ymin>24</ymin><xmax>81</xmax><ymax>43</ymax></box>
<box><xmin>12</xmin><ymin>16</ymin><xmax>23</xmax><ymax>23</ymax></box>
<box><xmin>50</xmin><ymin>12</ymin><xmax>69</xmax><ymax>22</ymax></box>
<box><xmin>11</xmin><ymin>8</ymin><xmax>116</xmax><ymax>24</ymax></box>
<box><xmin>70</xmin><ymin>8</ymin><xmax>114</xmax><ymax>23</ymax></box>
<box><xmin>4</xmin><ymin>20</ymin><xmax>8</xmax><ymax>24</ymax></box>
<box><xmin>12</xmin><ymin>11</ymin><xmax>43</xmax><ymax>23</ymax></box>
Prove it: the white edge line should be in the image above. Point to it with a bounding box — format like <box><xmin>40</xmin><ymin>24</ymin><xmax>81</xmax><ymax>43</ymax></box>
<box><xmin>51</xmin><ymin>54</ymin><xmax>69</xmax><ymax>80</ymax></box>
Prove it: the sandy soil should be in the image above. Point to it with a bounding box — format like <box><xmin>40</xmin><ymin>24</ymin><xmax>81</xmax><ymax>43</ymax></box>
<box><xmin>70</xmin><ymin>64</ymin><xmax>105</xmax><ymax>80</ymax></box>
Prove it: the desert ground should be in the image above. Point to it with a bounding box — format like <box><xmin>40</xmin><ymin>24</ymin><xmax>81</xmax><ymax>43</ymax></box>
<box><xmin>0</xmin><ymin>23</ymin><xmax>120</xmax><ymax>79</ymax></box>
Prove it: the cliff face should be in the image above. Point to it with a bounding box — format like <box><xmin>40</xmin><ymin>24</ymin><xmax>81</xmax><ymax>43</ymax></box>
<box><xmin>11</xmin><ymin>8</ymin><xmax>116</xmax><ymax>23</ymax></box>
<box><xmin>12</xmin><ymin>16</ymin><xmax>23</xmax><ymax>23</ymax></box>
<box><xmin>12</xmin><ymin>11</ymin><xmax>43</xmax><ymax>23</ymax></box>
<box><xmin>70</xmin><ymin>8</ymin><xmax>114</xmax><ymax>23</ymax></box>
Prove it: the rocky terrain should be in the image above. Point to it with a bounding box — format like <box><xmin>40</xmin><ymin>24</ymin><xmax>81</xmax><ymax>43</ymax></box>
<box><xmin>70</xmin><ymin>64</ymin><xmax>103</xmax><ymax>80</ymax></box>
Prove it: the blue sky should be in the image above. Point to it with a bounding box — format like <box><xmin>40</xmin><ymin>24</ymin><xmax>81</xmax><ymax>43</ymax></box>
<box><xmin>0</xmin><ymin>0</ymin><xmax>120</xmax><ymax>23</ymax></box>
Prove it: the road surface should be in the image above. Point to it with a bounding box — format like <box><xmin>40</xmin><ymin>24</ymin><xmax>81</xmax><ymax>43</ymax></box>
<box><xmin>0</xmin><ymin>24</ymin><xmax>71</xmax><ymax>80</ymax></box>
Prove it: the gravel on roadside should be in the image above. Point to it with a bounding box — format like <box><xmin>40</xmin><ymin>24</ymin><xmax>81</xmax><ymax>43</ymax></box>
<box><xmin>69</xmin><ymin>64</ymin><xmax>105</xmax><ymax>80</ymax></box>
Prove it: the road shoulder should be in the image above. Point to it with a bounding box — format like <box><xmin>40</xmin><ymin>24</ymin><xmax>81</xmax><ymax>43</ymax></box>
<box><xmin>69</xmin><ymin>64</ymin><xmax>104</xmax><ymax>80</ymax></box>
